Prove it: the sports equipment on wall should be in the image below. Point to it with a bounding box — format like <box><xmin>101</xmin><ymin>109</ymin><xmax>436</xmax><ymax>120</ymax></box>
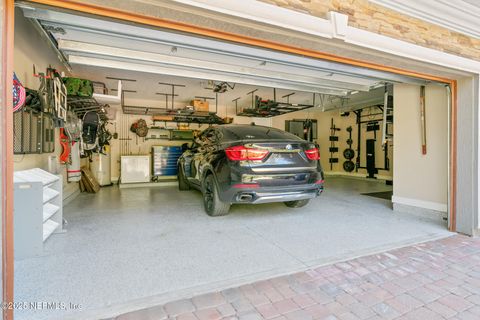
<box><xmin>82</xmin><ymin>111</ymin><xmax>100</xmax><ymax>151</ymax></box>
<box><xmin>343</xmin><ymin>125</ymin><xmax>355</xmax><ymax>172</ymax></box>
<box><xmin>13</xmin><ymin>73</ymin><xmax>26</xmax><ymax>112</ymax></box>
<box><xmin>130</xmin><ymin>119</ymin><xmax>149</xmax><ymax>137</ymax></box>
<box><xmin>63</xmin><ymin>77</ymin><xmax>94</xmax><ymax>97</ymax></box>
<box><xmin>343</xmin><ymin>148</ymin><xmax>355</xmax><ymax>160</ymax></box>
<box><xmin>67</xmin><ymin>142</ymin><xmax>81</xmax><ymax>182</ymax></box>
<box><xmin>343</xmin><ymin>160</ymin><xmax>355</xmax><ymax>172</ymax></box>
<box><xmin>59</xmin><ymin>128</ymin><xmax>70</xmax><ymax>164</ymax></box>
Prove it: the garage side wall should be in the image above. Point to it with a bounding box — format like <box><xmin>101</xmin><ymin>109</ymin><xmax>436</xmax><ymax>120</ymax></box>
<box><xmin>392</xmin><ymin>84</ymin><xmax>448</xmax><ymax>215</ymax></box>
<box><xmin>13</xmin><ymin>10</ymin><xmax>78</xmax><ymax>202</ymax></box>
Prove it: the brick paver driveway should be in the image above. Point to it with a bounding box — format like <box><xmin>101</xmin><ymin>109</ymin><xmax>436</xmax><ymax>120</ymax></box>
<box><xmin>114</xmin><ymin>235</ymin><xmax>480</xmax><ymax>320</ymax></box>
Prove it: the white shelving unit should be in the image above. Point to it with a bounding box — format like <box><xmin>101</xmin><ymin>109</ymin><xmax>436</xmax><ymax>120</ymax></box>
<box><xmin>14</xmin><ymin>168</ymin><xmax>63</xmax><ymax>259</ymax></box>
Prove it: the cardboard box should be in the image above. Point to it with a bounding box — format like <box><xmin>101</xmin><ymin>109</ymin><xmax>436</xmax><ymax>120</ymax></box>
<box><xmin>81</xmin><ymin>167</ymin><xmax>100</xmax><ymax>193</ymax></box>
<box><xmin>152</xmin><ymin>115</ymin><xmax>174</xmax><ymax>121</ymax></box>
<box><xmin>177</xmin><ymin>124</ymin><xmax>190</xmax><ymax>130</ymax></box>
<box><xmin>191</xmin><ymin>99</ymin><xmax>209</xmax><ymax>112</ymax></box>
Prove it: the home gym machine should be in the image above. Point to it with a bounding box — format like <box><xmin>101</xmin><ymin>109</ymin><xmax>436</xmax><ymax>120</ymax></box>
<box><xmin>351</xmin><ymin>95</ymin><xmax>393</xmax><ymax>179</ymax></box>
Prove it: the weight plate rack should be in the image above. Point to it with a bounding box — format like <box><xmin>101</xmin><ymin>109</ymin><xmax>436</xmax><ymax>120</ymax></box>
<box><xmin>329</xmin><ymin>118</ymin><xmax>341</xmax><ymax>170</ymax></box>
<box><xmin>343</xmin><ymin>126</ymin><xmax>355</xmax><ymax>172</ymax></box>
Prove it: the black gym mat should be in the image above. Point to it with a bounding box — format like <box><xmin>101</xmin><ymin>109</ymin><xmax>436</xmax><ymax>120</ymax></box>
<box><xmin>361</xmin><ymin>191</ymin><xmax>393</xmax><ymax>200</ymax></box>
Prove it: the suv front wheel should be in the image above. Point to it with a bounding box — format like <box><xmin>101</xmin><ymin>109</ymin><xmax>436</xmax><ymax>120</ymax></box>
<box><xmin>202</xmin><ymin>174</ymin><xmax>230</xmax><ymax>216</ymax></box>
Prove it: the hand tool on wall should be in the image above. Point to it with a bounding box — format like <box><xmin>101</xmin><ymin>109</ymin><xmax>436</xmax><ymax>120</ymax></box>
<box><xmin>420</xmin><ymin>85</ymin><xmax>427</xmax><ymax>155</ymax></box>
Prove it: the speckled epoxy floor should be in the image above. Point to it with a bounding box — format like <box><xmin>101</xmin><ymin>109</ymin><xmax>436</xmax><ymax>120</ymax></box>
<box><xmin>14</xmin><ymin>177</ymin><xmax>451</xmax><ymax>320</ymax></box>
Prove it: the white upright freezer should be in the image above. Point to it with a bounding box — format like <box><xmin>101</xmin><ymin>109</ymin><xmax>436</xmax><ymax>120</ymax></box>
<box><xmin>120</xmin><ymin>155</ymin><xmax>151</xmax><ymax>183</ymax></box>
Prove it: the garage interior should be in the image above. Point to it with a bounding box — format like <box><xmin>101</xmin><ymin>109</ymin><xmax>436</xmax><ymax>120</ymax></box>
<box><xmin>11</xmin><ymin>3</ymin><xmax>452</xmax><ymax>320</ymax></box>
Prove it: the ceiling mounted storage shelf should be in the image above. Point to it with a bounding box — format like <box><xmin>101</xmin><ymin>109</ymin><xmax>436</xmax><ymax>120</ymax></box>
<box><xmin>122</xmin><ymin>105</ymin><xmax>166</xmax><ymax>116</ymax></box>
<box><xmin>151</xmin><ymin>109</ymin><xmax>225</xmax><ymax>125</ymax></box>
<box><xmin>123</xmin><ymin>104</ymin><xmax>225</xmax><ymax>125</ymax></box>
<box><xmin>237</xmin><ymin>102</ymin><xmax>314</xmax><ymax>118</ymax></box>
<box><xmin>67</xmin><ymin>96</ymin><xmax>109</xmax><ymax>120</ymax></box>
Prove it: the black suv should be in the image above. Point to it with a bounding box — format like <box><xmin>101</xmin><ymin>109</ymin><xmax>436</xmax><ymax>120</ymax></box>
<box><xmin>177</xmin><ymin>124</ymin><xmax>324</xmax><ymax>216</ymax></box>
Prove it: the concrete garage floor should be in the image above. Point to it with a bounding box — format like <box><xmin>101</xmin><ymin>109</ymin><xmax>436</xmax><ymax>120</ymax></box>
<box><xmin>14</xmin><ymin>177</ymin><xmax>452</xmax><ymax>320</ymax></box>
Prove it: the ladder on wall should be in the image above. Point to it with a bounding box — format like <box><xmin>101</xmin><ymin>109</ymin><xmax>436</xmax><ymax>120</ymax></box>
<box><xmin>381</xmin><ymin>85</ymin><xmax>393</xmax><ymax>150</ymax></box>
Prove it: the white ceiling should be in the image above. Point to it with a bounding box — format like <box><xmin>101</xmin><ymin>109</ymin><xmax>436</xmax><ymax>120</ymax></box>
<box><xmin>462</xmin><ymin>0</ymin><xmax>480</xmax><ymax>8</ymax></box>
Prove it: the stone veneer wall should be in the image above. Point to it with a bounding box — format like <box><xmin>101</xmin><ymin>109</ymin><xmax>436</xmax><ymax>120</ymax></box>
<box><xmin>260</xmin><ymin>0</ymin><xmax>480</xmax><ymax>61</ymax></box>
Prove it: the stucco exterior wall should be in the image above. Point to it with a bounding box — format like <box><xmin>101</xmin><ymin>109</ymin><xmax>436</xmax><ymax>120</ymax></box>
<box><xmin>259</xmin><ymin>0</ymin><xmax>480</xmax><ymax>61</ymax></box>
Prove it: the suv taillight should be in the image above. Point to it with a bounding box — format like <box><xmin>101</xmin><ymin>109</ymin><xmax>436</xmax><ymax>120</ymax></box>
<box><xmin>225</xmin><ymin>145</ymin><xmax>269</xmax><ymax>161</ymax></box>
<box><xmin>305</xmin><ymin>148</ymin><xmax>320</xmax><ymax>160</ymax></box>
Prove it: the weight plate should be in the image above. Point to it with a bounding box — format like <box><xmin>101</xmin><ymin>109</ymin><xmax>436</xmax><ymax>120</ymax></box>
<box><xmin>346</xmin><ymin>139</ymin><xmax>353</xmax><ymax>145</ymax></box>
<box><xmin>329</xmin><ymin>158</ymin><xmax>339</xmax><ymax>163</ymax></box>
<box><xmin>329</xmin><ymin>136</ymin><xmax>339</xmax><ymax>141</ymax></box>
<box><xmin>343</xmin><ymin>160</ymin><xmax>355</xmax><ymax>172</ymax></box>
<box><xmin>343</xmin><ymin>148</ymin><xmax>355</xmax><ymax>160</ymax></box>
<box><xmin>329</xmin><ymin>147</ymin><xmax>339</xmax><ymax>153</ymax></box>
<box><xmin>346</xmin><ymin>126</ymin><xmax>353</xmax><ymax>132</ymax></box>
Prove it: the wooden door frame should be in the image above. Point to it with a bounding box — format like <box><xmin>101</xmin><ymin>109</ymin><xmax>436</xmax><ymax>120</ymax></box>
<box><xmin>1</xmin><ymin>0</ymin><xmax>458</xmax><ymax>319</ymax></box>
<box><xmin>2</xmin><ymin>1</ymin><xmax>15</xmax><ymax>319</ymax></box>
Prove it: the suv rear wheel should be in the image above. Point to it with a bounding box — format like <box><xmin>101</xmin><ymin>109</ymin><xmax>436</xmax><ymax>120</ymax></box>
<box><xmin>203</xmin><ymin>174</ymin><xmax>230</xmax><ymax>216</ymax></box>
<box><xmin>284</xmin><ymin>199</ymin><xmax>310</xmax><ymax>208</ymax></box>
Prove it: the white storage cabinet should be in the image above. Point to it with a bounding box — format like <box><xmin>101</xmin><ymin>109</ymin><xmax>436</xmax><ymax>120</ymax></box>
<box><xmin>121</xmin><ymin>155</ymin><xmax>151</xmax><ymax>183</ymax></box>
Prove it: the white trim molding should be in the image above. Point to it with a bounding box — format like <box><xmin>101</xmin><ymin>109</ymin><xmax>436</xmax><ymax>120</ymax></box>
<box><xmin>166</xmin><ymin>0</ymin><xmax>334</xmax><ymax>39</ymax></box>
<box><xmin>370</xmin><ymin>0</ymin><xmax>480</xmax><ymax>40</ymax></box>
<box><xmin>324</xmin><ymin>171</ymin><xmax>392</xmax><ymax>181</ymax></box>
<box><xmin>392</xmin><ymin>196</ymin><xmax>448</xmax><ymax>213</ymax></box>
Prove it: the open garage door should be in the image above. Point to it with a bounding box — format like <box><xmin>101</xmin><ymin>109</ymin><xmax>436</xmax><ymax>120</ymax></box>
<box><xmin>6</xmin><ymin>2</ymin><xmax>458</xmax><ymax>320</ymax></box>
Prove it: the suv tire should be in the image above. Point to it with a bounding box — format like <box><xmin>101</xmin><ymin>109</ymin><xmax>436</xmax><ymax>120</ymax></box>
<box><xmin>203</xmin><ymin>174</ymin><xmax>230</xmax><ymax>216</ymax></box>
<box><xmin>178</xmin><ymin>165</ymin><xmax>190</xmax><ymax>191</ymax></box>
<box><xmin>284</xmin><ymin>199</ymin><xmax>310</xmax><ymax>208</ymax></box>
